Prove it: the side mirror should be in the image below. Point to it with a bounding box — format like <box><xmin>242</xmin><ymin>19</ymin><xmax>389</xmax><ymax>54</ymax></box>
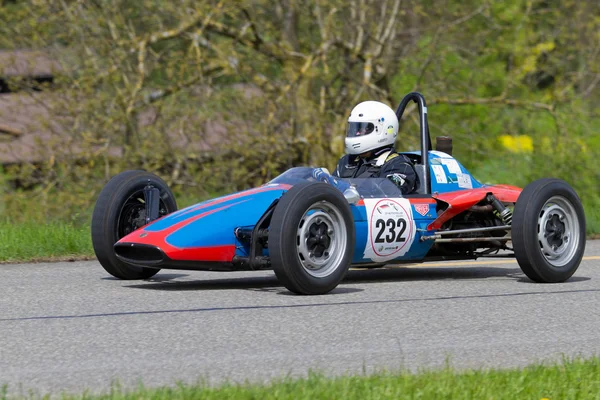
<box><xmin>343</xmin><ymin>186</ymin><xmax>361</xmax><ymax>205</ymax></box>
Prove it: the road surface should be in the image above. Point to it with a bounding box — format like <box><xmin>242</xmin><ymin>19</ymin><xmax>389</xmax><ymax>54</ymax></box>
<box><xmin>1</xmin><ymin>241</ymin><xmax>599</xmax><ymax>395</ymax></box>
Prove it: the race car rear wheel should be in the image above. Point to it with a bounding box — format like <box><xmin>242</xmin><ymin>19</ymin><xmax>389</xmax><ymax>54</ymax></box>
<box><xmin>91</xmin><ymin>170</ymin><xmax>177</xmax><ymax>280</ymax></box>
<box><xmin>269</xmin><ymin>181</ymin><xmax>355</xmax><ymax>295</ymax></box>
<box><xmin>512</xmin><ymin>178</ymin><xmax>585</xmax><ymax>283</ymax></box>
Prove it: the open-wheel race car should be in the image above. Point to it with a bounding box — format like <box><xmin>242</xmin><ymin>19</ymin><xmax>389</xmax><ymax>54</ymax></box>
<box><xmin>91</xmin><ymin>92</ymin><xmax>586</xmax><ymax>295</ymax></box>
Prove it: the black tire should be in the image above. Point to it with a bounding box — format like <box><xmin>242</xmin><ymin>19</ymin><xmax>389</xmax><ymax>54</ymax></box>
<box><xmin>91</xmin><ymin>170</ymin><xmax>177</xmax><ymax>280</ymax></box>
<box><xmin>512</xmin><ymin>178</ymin><xmax>586</xmax><ymax>283</ymax></box>
<box><xmin>269</xmin><ymin>181</ymin><xmax>355</xmax><ymax>295</ymax></box>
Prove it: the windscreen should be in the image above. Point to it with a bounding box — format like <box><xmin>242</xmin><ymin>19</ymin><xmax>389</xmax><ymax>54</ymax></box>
<box><xmin>269</xmin><ymin>168</ymin><xmax>404</xmax><ymax>198</ymax></box>
<box><xmin>343</xmin><ymin>178</ymin><xmax>404</xmax><ymax>198</ymax></box>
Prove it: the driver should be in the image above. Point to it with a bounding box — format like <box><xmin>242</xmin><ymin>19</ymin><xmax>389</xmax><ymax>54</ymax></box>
<box><xmin>332</xmin><ymin>101</ymin><xmax>417</xmax><ymax>195</ymax></box>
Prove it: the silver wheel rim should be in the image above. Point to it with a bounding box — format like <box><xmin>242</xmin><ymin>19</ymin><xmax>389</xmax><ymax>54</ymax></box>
<box><xmin>296</xmin><ymin>200</ymin><xmax>347</xmax><ymax>278</ymax></box>
<box><xmin>537</xmin><ymin>195</ymin><xmax>580</xmax><ymax>268</ymax></box>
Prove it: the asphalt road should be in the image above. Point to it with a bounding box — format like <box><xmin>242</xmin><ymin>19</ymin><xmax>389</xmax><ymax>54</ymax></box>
<box><xmin>1</xmin><ymin>242</ymin><xmax>600</xmax><ymax>396</ymax></box>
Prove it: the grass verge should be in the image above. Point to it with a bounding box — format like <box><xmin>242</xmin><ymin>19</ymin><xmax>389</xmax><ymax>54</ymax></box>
<box><xmin>2</xmin><ymin>357</ymin><xmax>600</xmax><ymax>399</ymax></box>
<box><xmin>0</xmin><ymin>221</ymin><xmax>93</xmax><ymax>263</ymax></box>
<box><xmin>1</xmin><ymin>216</ymin><xmax>599</xmax><ymax>263</ymax></box>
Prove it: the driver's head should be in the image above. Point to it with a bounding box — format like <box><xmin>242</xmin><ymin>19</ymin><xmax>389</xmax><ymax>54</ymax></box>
<box><xmin>345</xmin><ymin>101</ymin><xmax>398</xmax><ymax>156</ymax></box>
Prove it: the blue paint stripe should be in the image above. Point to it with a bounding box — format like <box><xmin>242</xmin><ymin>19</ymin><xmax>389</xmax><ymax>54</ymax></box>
<box><xmin>145</xmin><ymin>189</ymin><xmax>271</xmax><ymax>232</ymax></box>
<box><xmin>157</xmin><ymin>190</ymin><xmax>286</xmax><ymax>248</ymax></box>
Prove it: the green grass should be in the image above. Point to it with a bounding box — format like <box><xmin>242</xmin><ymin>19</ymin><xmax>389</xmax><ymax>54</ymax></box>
<box><xmin>3</xmin><ymin>357</ymin><xmax>600</xmax><ymax>399</ymax></box>
<box><xmin>585</xmin><ymin>206</ymin><xmax>600</xmax><ymax>238</ymax></box>
<box><xmin>0</xmin><ymin>191</ymin><xmax>215</xmax><ymax>263</ymax></box>
<box><xmin>0</xmin><ymin>221</ymin><xmax>93</xmax><ymax>262</ymax></box>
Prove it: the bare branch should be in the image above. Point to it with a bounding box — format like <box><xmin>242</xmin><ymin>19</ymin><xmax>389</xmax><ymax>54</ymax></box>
<box><xmin>353</xmin><ymin>0</ymin><xmax>366</xmax><ymax>53</ymax></box>
<box><xmin>126</xmin><ymin>40</ymin><xmax>147</xmax><ymax>115</ymax></box>
<box><xmin>146</xmin><ymin>3</ymin><xmax>223</xmax><ymax>45</ymax></box>
<box><xmin>446</xmin><ymin>4</ymin><xmax>487</xmax><ymax>28</ymax></box>
<box><xmin>363</xmin><ymin>54</ymin><xmax>372</xmax><ymax>84</ymax></box>
<box><xmin>581</xmin><ymin>74</ymin><xmax>600</xmax><ymax>98</ymax></box>
<box><xmin>375</xmin><ymin>0</ymin><xmax>390</xmax><ymax>40</ymax></box>
<box><xmin>374</xmin><ymin>0</ymin><xmax>401</xmax><ymax>57</ymax></box>
<box><xmin>412</xmin><ymin>27</ymin><xmax>444</xmax><ymax>91</ymax></box>
<box><xmin>201</xmin><ymin>19</ymin><xmax>286</xmax><ymax>63</ymax></box>
<box><xmin>314</xmin><ymin>1</ymin><xmax>326</xmax><ymax>41</ymax></box>
<box><xmin>332</xmin><ymin>39</ymin><xmax>366</xmax><ymax>62</ymax></box>
<box><xmin>0</xmin><ymin>124</ymin><xmax>23</xmax><ymax>137</ymax></box>
<box><xmin>430</xmin><ymin>95</ymin><xmax>563</xmax><ymax>137</ymax></box>
<box><xmin>240</xmin><ymin>7</ymin><xmax>264</xmax><ymax>47</ymax></box>
<box><xmin>143</xmin><ymin>65</ymin><xmax>223</xmax><ymax>106</ymax></box>
<box><xmin>429</xmin><ymin>96</ymin><xmax>555</xmax><ymax>112</ymax></box>
<box><xmin>396</xmin><ymin>4</ymin><xmax>488</xmax><ymax>35</ymax></box>
<box><xmin>274</xmin><ymin>41</ymin><xmax>333</xmax><ymax>103</ymax></box>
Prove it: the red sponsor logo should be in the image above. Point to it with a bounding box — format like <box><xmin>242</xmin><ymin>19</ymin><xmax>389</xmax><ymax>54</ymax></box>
<box><xmin>414</xmin><ymin>204</ymin><xmax>430</xmax><ymax>216</ymax></box>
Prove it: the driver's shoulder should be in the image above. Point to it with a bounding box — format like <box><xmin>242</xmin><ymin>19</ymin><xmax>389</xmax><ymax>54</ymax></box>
<box><xmin>385</xmin><ymin>151</ymin><xmax>413</xmax><ymax>165</ymax></box>
<box><xmin>339</xmin><ymin>154</ymin><xmax>360</xmax><ymax>166</ymax></box>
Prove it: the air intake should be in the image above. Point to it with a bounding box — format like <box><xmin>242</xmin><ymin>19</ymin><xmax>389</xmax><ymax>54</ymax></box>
<box><xmin>114</xmin><ymin>243</ymin><xmax>164</xmax><ymax>264</ymax></box>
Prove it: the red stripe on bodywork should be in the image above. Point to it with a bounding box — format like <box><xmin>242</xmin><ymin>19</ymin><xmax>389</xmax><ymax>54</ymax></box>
<box><xmin>117</xmin><ymin>202</ymin><xmax>243</xmax><ymax>261</ymax></box>
<box><xmin>169</xmin><ymin>245</ymin><xmax>236</xmax><ymax>262</ymax></box>
<box><xmin>356</xmin><ymin>197</ymin><xmax>436</xmax><ymax>207</ymax></box>
<box><xmin>427</xmin><ymin>185</ymin><xmax>522</xmax><ymax>231</ymax></box>
<box><xmin>407</xmin><ymin>198</ymin><xmax>437</xmax><ymax>204</ymax></box>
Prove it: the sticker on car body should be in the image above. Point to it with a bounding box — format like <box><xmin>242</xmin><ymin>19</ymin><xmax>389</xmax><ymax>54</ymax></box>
<box><xmin>414</xmin><ymin>203</ymin><xmax>430</xmax><ymax>216</ymax></box>
<box><xmin>457</xmin><ymin>173</ymin><xmax>473</xmax><ymax>189</ymax></box>
<box><xmin>440</xmin><ymin>158</ymin><xmax>462</xmax><ymax>174</ymax></box>
<box><xmin>363</xmin><ymin>198</ymin><xmax>416</xmax><ymax>263</ymax></box>
<box><xmin>430</xmin><ymin>150</ymin><xmax>451</xmax><ymax>158</ymax></box>
<box><xmin>431</xmin><ymin>164</ymin><xmax>447</xmax><ymax>183</ymax></box>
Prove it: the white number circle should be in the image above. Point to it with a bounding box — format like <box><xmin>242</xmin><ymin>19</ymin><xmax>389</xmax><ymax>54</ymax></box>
<box><xmin>369</xmin><ymin>199</ymin><xmax>413</xmax><ymax>257</ymax></box>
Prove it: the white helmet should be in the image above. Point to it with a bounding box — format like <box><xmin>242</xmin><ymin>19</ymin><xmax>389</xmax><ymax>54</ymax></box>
<box><xmin>345</xmin><ymin>101</ymin><xmax>399</xmax><ymax>155</ymax></box>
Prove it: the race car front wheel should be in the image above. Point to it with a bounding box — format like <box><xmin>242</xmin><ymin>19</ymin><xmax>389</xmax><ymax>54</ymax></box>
<box><xmin>512</xmin><ymin>178</ymin><xmax>586</xmax><ymax>283</ymax></box>
<box><xmin>91</xmin><ymin>170</ymin><xmax>177</xmax><ymax>279</ymax></box>
<box><xmin>269</xmin><ymin>181</ymin><xmax>355</xmax><ymax>295</ymax></box>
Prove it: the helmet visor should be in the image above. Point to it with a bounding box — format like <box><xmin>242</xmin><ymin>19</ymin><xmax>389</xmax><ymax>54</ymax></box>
<box><xmin>347</xmin><ymin>122</ymin><xmax>375</xmax><ymax>137</ymax></box>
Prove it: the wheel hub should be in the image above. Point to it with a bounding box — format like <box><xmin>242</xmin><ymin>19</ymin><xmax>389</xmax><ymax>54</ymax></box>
<box><xmin>306</xmin><ymin>221</ymin><xmax>332</xmax><ymax>258</ymax></box>
<box><xmin>296</xmin><ymin>203</ymin><xmax>347</xmax><ymax>278</ymax></box>
<box><xmin>537</xmin><ymin>196</ymin><xmax>579</xmax><ymax>268</ymax></box>
<box><xmin>544</xmin><ymin>214</ymin><xmax>566</xmax><ymax>248</ymax></box>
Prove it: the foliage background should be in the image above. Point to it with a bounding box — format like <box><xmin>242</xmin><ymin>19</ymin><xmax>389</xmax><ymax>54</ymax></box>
<box><xmin>0</xmin><ymin>0</ymin><xmax>598</xmax><ymax>231</ymax></box>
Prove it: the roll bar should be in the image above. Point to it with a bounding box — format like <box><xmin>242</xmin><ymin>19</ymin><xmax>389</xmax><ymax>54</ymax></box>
<box><xmin>395</xmin><ymin>92</ymin><xmax>432</xmax><ymax>194</ymax></box>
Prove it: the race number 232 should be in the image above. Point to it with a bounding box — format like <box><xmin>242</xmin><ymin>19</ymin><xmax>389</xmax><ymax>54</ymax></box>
<box><xmin>365</xmin><ymin>198</ymin><xmax>414</xmax><ymax>260</ymax></box>
<box><xmin>374</xmin><ymin>218</ymin><xmax>407</xmax><ymax>243</ymax></box>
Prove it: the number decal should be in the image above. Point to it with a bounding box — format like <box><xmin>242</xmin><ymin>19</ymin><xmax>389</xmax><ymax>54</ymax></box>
<box><xmin>374</xmin><ymin>218</ymin><xmax>408</xmax><ymax>243</ymax></box>
<box><xmin>375</xmin><ymin>219</ymin><xmax>385</xmax><ymax>243</ymax></box>
<box><xmin>396</xmin><ymin>218</ymin><xmax>407</xmax><ymax>242</ymax></box>
<box><xmin>386</xmin><ymin>219</ymin><xmax>395</xmax><ymax>243</ymax></box>
<box><xmin>364</xmin><ymin>198</ymin><xmax>415</xmax><ymax>262</ymax></box>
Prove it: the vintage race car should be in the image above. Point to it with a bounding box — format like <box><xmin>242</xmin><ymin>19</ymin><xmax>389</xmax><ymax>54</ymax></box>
<box><xmin>91</xmin><ymin>92</ymin><xmax>586</xmax><ymax>295</ymax></box>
